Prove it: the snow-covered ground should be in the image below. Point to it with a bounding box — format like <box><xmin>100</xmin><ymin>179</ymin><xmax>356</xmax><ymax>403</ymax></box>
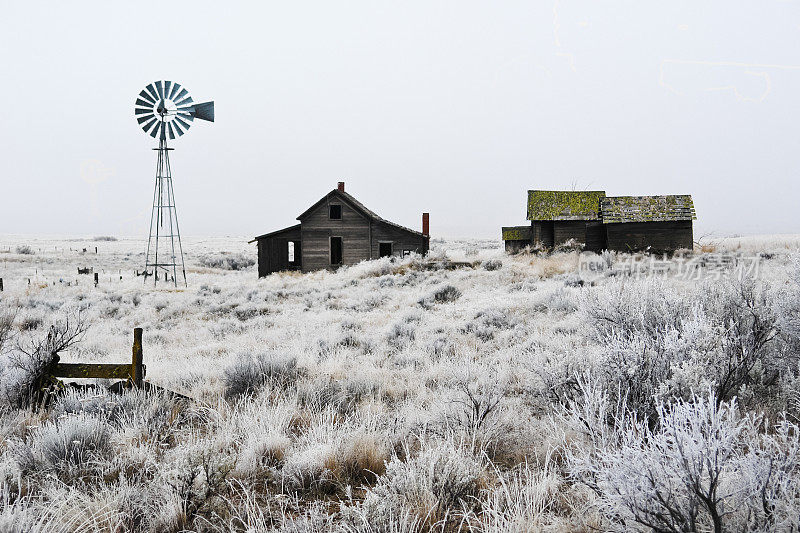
<box><xmin>0</xmin><ymin>234</ymin><xmax>799</xmax><ymax>532</ymax></box>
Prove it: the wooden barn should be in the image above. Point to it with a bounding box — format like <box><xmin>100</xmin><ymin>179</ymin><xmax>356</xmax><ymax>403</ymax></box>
<box><xmin>525</xmin><ymin>190</ymin><xmax>607</xmax><ymax>253</ymax></box>
<box><xmin>252</xmin><ymin>182</ymin><xmax>430</xmax><ymax>277</ymax></box>
<box><xmin>502</xmin><ymin>190</ymin><xmax>696</xmax><ymax>254</ymax></box>
<box><xmin>600</xmin><ymin>195</ymin><xmax>695</xmax><ymax>253</ymax></box>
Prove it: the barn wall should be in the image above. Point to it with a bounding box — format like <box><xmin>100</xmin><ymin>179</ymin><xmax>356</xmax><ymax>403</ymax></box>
<box><xmin>532</xmin><ymin>221</ymin><xmax>554</xmax><ymax>247</ymax></box>
<box><xmin>585</xmin><ymin>221</ymin><xmax>606</xmax><ymax>253</ymax></box>
<box><xmin>605</xmin><ymin>220</ymin><xmax>693</xmax><ymax>253</ymax></box>
<box><xmin>371</xmin><ymin>221</ymin><xmax>428</xmax><ymax>258</ymax></box>
<box><xmin>553</xmin><ymin>221</ymin><xmax>587</xmax><ymax>246</ymax></box>
<box><xmin>505</xmin><ymin>240</ymin><xmax>528</xmax><ymax>253</ymax></box>
<box><xmin>256</xmin><ymin>226</ymin><xmax>301</xmax><ymax>277</ymax></box>
<box><xmin>300</xmin><ymin>198</ymin><xmax>371</xmax><ymax>272</ymax></box>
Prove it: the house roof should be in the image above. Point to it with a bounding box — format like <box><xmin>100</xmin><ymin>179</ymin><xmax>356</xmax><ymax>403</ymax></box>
<box><xmin>250</xmin><ymin>223</ymin><xmax>301</xmax><ymax>242</ymax></box>
<box><xmin>527</xmin><ymin>190</ymin><xmax>606</xmax><ymax>221</ymax></box>
<box><xmin>297</xmin><ymin>189</ymin><xmax>425</xmax><ymax>237</ymax></box>
<box><xmin>600</xmin><ymin>195</ymin><xmax>696</xmax><ymax>224</ymax></box>
<box><xmin>502</xmin><ymin>226</ymin><xmax>531</xmax><ymax>241</ymax></box>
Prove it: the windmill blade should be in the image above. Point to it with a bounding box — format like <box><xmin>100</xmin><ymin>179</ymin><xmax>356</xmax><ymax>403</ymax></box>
<box><xmin>149</xmin><ymin>120</ymin><xmax>161</xmax><ymax>138</ymax></box>
<box><xmin>145</xmin><ymin>83</ymin><xmax>159</xmax><ymax>102</ymax></box>
<box><xmin>135</xmin><ymin>107</ymin><xmax>153</xmax><ymax>115</ymax></box>
<box><xmin>155</xmin><ymin>81</ymin><xmax>164</xmax><ymax>99</ymax></box>
<box><xmin>192</xmin><ymin>101</ymin><xmax>214</xmax><ymax>122</ymax></box>
<box><xmin>177</xmin><ymin>113</ymin><xmax>194</xmax><ymax>122</ymax></box>
<box><xmin>164</xmin><ymin>81</ymin><xmax>172</xmax><ymax>100</ymax></box>
<box><xmin>141</xmin><ymin>117</ymin><xmax>158</xmax><ymax>133</ymax></box>
<box><xmin>169</xmin><ymin>82</ymin><xmax>181</xmax><ymax>100</ymax></box>
<box><xmin>138</xmin><ymin>90</ymin><xmax>155</xmax><ymax>105</ymax></box>
<box><xmin>135</xmin><ymin>98</ymin><xmax>154</xmax><ymax>108</ymax></box>
<box><xmin>176</xmin><ymin>95</ymin><xmax>194</xmax><ymax>107</ymax></box>
<box><xmin>172</xmin><ymin>121</ymin><xmax>185</xmax><ymax>136</ymax></box>
<box><xmin>137</xmin><ymin>114</ymin><xmax>156</xmax><ymax>124</ymax></box>
<box><xmin>167</xmin><ymin>122</ymin><xmax>176</xmax><ymax>140</ymax></box>
<box><xmin>174</xmin><ymin>116</ymin><xmax>192</xmax><ymax>130</ymax></box>
<box><xmin>174</xmin><ymin>87</ymin><xmax>188</xmax><ymax>101</ymax></box>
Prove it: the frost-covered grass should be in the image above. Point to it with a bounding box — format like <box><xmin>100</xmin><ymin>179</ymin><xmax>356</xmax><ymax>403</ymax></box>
<box><xmin>0</xmin><ymin>234</ymin><xmax>799</xmax><ymax>531</ymax></box>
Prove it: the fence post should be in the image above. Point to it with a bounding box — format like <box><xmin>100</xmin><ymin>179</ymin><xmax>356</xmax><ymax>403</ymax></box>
<box><xmin>94</xmin><ymin>273</ymin><xmax>99</xmax><ymax>287</ymax></box>
<box><xmin>131</xmin><ymin>328</ymin><xmax>143</xmax><ymax>387</ymax></box>
<box><xmin>0</xmin><ymin>278</ymin><xmax>3</xmax><ymax>292</ymax></box>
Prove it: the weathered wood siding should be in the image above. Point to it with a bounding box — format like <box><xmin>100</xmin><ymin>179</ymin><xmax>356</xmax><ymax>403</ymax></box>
<box><xmin>605</xmin><ymin>220</ymin><xmax>693</xmax><ymax>253</ymax></box>
<box><xmin>371</xmin><ymin>221</ymin><xmax>428</xmax><ymax>258</ymax></box>
<box><xmin>532</xmin><ymin>221</ymin><xmax>554</xmax><ymax>247</ymax></box>
<box><xmin>300</xmin><ymin>199</ymin><xmax>371</xmax><ymax>272</ymax></box>
<box><xmin>553</xmin><ymin>221</ymin><xmax>588</xmax><ymax>245</ymax></box>
<box><xmin>505</xmin><ymin>240</ymin><xmax>529</xmax><ymax>253</ymax></box>
<box><xmin>257</xmin><ymin>226</ymin><xmax>302</xmax><ymax>277</ymax></box>
<box><xmin>585</xmin><ymin>221</ymin><xmax>605</xmax><ymax>253</ymax></box>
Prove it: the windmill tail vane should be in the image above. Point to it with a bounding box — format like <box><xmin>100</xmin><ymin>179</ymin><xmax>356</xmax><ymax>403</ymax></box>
<box><xmin>134</xmin><ymin>80</ymin><xmax>214</xmax><ymax>287</ymax></box>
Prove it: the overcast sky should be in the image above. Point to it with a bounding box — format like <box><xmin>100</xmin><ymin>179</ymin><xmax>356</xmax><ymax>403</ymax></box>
<box><xmin>1</xmin><ymin>1</ymin><xmax>798</xmax><ymax>239</ymax></box>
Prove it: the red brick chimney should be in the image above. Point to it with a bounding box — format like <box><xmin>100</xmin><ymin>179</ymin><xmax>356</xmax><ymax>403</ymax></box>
<box><xmin>337</xmin><ymin>181</ymin><xmax>345</xmax><ymax>192</ymax></box>
<box><xmin>422</xmin><ymin>213</ymin><xmax>429</xmax><ymax>236</ymax></box>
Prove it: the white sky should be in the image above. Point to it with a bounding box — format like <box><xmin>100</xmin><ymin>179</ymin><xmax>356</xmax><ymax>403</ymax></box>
<box><xmin>1</xmin><ymin>1</ymin><xmax>799</xmax><ymax>239</ymax></box>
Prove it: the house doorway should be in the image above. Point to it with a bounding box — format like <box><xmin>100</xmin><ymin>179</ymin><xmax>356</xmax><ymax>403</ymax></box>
<box><xmin>330</xmin><ymin>237</ymin><xmax>343</xmax><ymax>265</ymax></box>
<box><xmin>379</xmin><ymin>242</ymin><xmax>393</xmax><ymax>257</ymax></box>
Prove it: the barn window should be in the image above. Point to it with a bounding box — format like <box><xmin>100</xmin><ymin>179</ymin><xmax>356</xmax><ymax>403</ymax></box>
<box><xmin>379</xmin><ymin>242</ymin><xmax>393</xmax><ymax>257</ymax></box>
<box><xmin>331</xmin><ymin>237</ymin><xmax>343</xmax><ymax>265</ymax></box>
<box><xmin>403</xmin><ymin>250</ymin><xmax>412</xmax><ymax>257</ymax></box>
<box><xmin>329</xmin><ymin>205</ymin><xmax>342</xmax><ymax>220</ymax></box>
<box><xmin>288</xmin><ymin>241</ymin><xmax>295</xmax><ymax>262</ymax></box>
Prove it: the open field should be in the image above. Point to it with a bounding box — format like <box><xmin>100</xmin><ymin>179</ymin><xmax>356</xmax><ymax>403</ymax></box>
<box><xmin>0</xmin><ymin>234</ymin><xmax>799</xmax><ymax>531</ymax></box>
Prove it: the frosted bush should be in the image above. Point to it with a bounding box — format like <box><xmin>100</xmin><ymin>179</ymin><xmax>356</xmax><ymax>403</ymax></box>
<box><xmin>11</xmin><ymin>414</ymin><xmax>112</xmax><ymax>479</ymax></box>
<box><xmin>197</xmin><ymin>252</ymin><xmax>255</xmax><ymax>271</ymax></box>
<box><xmin>418</xmin><ymin>285</ymin><xmax>461</xmax><ymax>308</ymax></box>
<box><xmin>14</xmin><ymin>245</ymin><xmax>34</xmax><ymax>255</ymax></box>
<box><xmin>570</xmin><ymin>393</ymin><xmax>800</xmax><ymax>532</ymax></box>
<box><xmin>359</xmin><ymin>439</ymin><xmax>485</xmax><ymax>528</ymax></box>
<box><xmin>482</xmin><ymin>259</ymin><xmax>502</xmax><ymax>271</ymax></box>
<box><xmin>223</xmin><ymin>351</ymin><xmax>298</xmax><ymax>399</ymax></box>
<box><xmin>476</xmin><ymin>461</ymin><xmax>563</xmax><ymax>532</ymax></box>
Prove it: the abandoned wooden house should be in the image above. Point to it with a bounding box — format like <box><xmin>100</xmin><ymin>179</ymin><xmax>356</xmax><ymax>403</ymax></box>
<box><xmin>252</xmin><ymin>182</ymin><xmax>430</xmax><ymax>277</ymax></box>
<box><xmin>501</xmin><ymin>190</ymin><xmax>696</xmax><ymax>253</ymax></box>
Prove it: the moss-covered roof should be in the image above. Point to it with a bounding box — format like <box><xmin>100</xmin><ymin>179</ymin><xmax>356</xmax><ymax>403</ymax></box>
<box><xmin>501</xmin><ymin>226</ymin><xmax>531</xmax><ymax>241</ymax></box>
<box><xmin>527</xmin><ymin>190</ymin><xmax>606</xmax><ymax>221</ymax></box>
<box><xmin>600</xmin><ymin>195</ymin><xmax>696</xmax><ymax>224</ymax></box>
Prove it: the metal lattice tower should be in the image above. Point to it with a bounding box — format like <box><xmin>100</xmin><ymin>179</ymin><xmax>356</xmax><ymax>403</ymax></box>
<box><xmin>134</xmin><ymin>81</ymin><xmax>214</xmax><ymax>287</ymax></box>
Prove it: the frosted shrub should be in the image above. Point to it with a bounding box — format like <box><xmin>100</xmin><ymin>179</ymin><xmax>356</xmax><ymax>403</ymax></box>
<box><xmin>12</xmin><ymin>414</ymin><xmax>112</xmax><ymax>479</ymax></box>
<box><xmin>572</xmin><ymin>395</ymin><xmax>800</xmax><ymax>533</ymax></box>
<box><xmin>359</xmin><ymin>439</ymin><xmax>485</xmax><ymax>528</ymax></box>
<box><xmin>419</xmin><ymin>285</ymin><xmax>461</xmax><ymax>309</ymax></box>
<box><xmin>387</xmin><ymin>322</ymin><xmax>416</xmax><ymax>349</ymax></box>
<box><xmin>299</xmin><ymin>376</ymin><xmax>379</xmax><ymax>415</ymax></box>
<box><xmin>92</xmin><ymin>236</ymin><xmax>117</xmax><ymax>241</ymax></box>
<box><xmin>223</xmin><ymin>352</ymin><xmax>298</xmax><ymax>400</ymax></box>
<box><xmin>482</xmin><ymin>259</ymin><xmax>502</xmax><ymax>271</ymax></box>
<box><xmin>14</xmin><ymin>245</ymin><xmax>34</xmax><ymax>255</ymax></box>
<box><xmin>197</xmin><ymin>252</ymin><xmax>255</xmax><ymax>271</ymax></box>
<box><xmin>583</xmin><ymin>277</ymin><xmax>781</xmax><ymax>419</ymax></box>
<box><xmin>476</xmin><ymin>461</ymin><xmax>562</xmax><ymax>532</ymax></box>
<box><xmin>0</xmin><ymin>313</ymin><xmax>87</xmax><ymax>409</ymax></box>
<box><xmin>464</xmin><ymin>309</ymin><xmax>512</xmax><ymax>341</ymax></box>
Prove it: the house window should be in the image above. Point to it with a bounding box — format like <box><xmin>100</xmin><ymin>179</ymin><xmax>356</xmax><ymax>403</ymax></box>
<box><xmin>330</xmin><ymin>237</ymin><xmax>343</xmax><ymax>265</ymax></box>
<box><xmin>379</xmin><ymin>242</ymin><xmax>393</xmax><ymax>257</ymax></box>
<box><xmin>329</xmin><ymin>204</ymin><xmax>342</xmax><ymax>220</ymax></box>
<box><xmin>403</xmin><ymin>250</ymin><xmax>412</xmax><ymax>257</ymax></box>
<box><xmin>288</xmin><ymin>241</ymin><xmax>295</xmax><ymax>263</ymax></box>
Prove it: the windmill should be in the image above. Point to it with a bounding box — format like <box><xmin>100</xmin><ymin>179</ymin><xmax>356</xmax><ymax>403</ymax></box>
<box><xmin>134</xmin><ymin>81</ymin><xmax>214</xmax><ymax>287</ymax></box>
